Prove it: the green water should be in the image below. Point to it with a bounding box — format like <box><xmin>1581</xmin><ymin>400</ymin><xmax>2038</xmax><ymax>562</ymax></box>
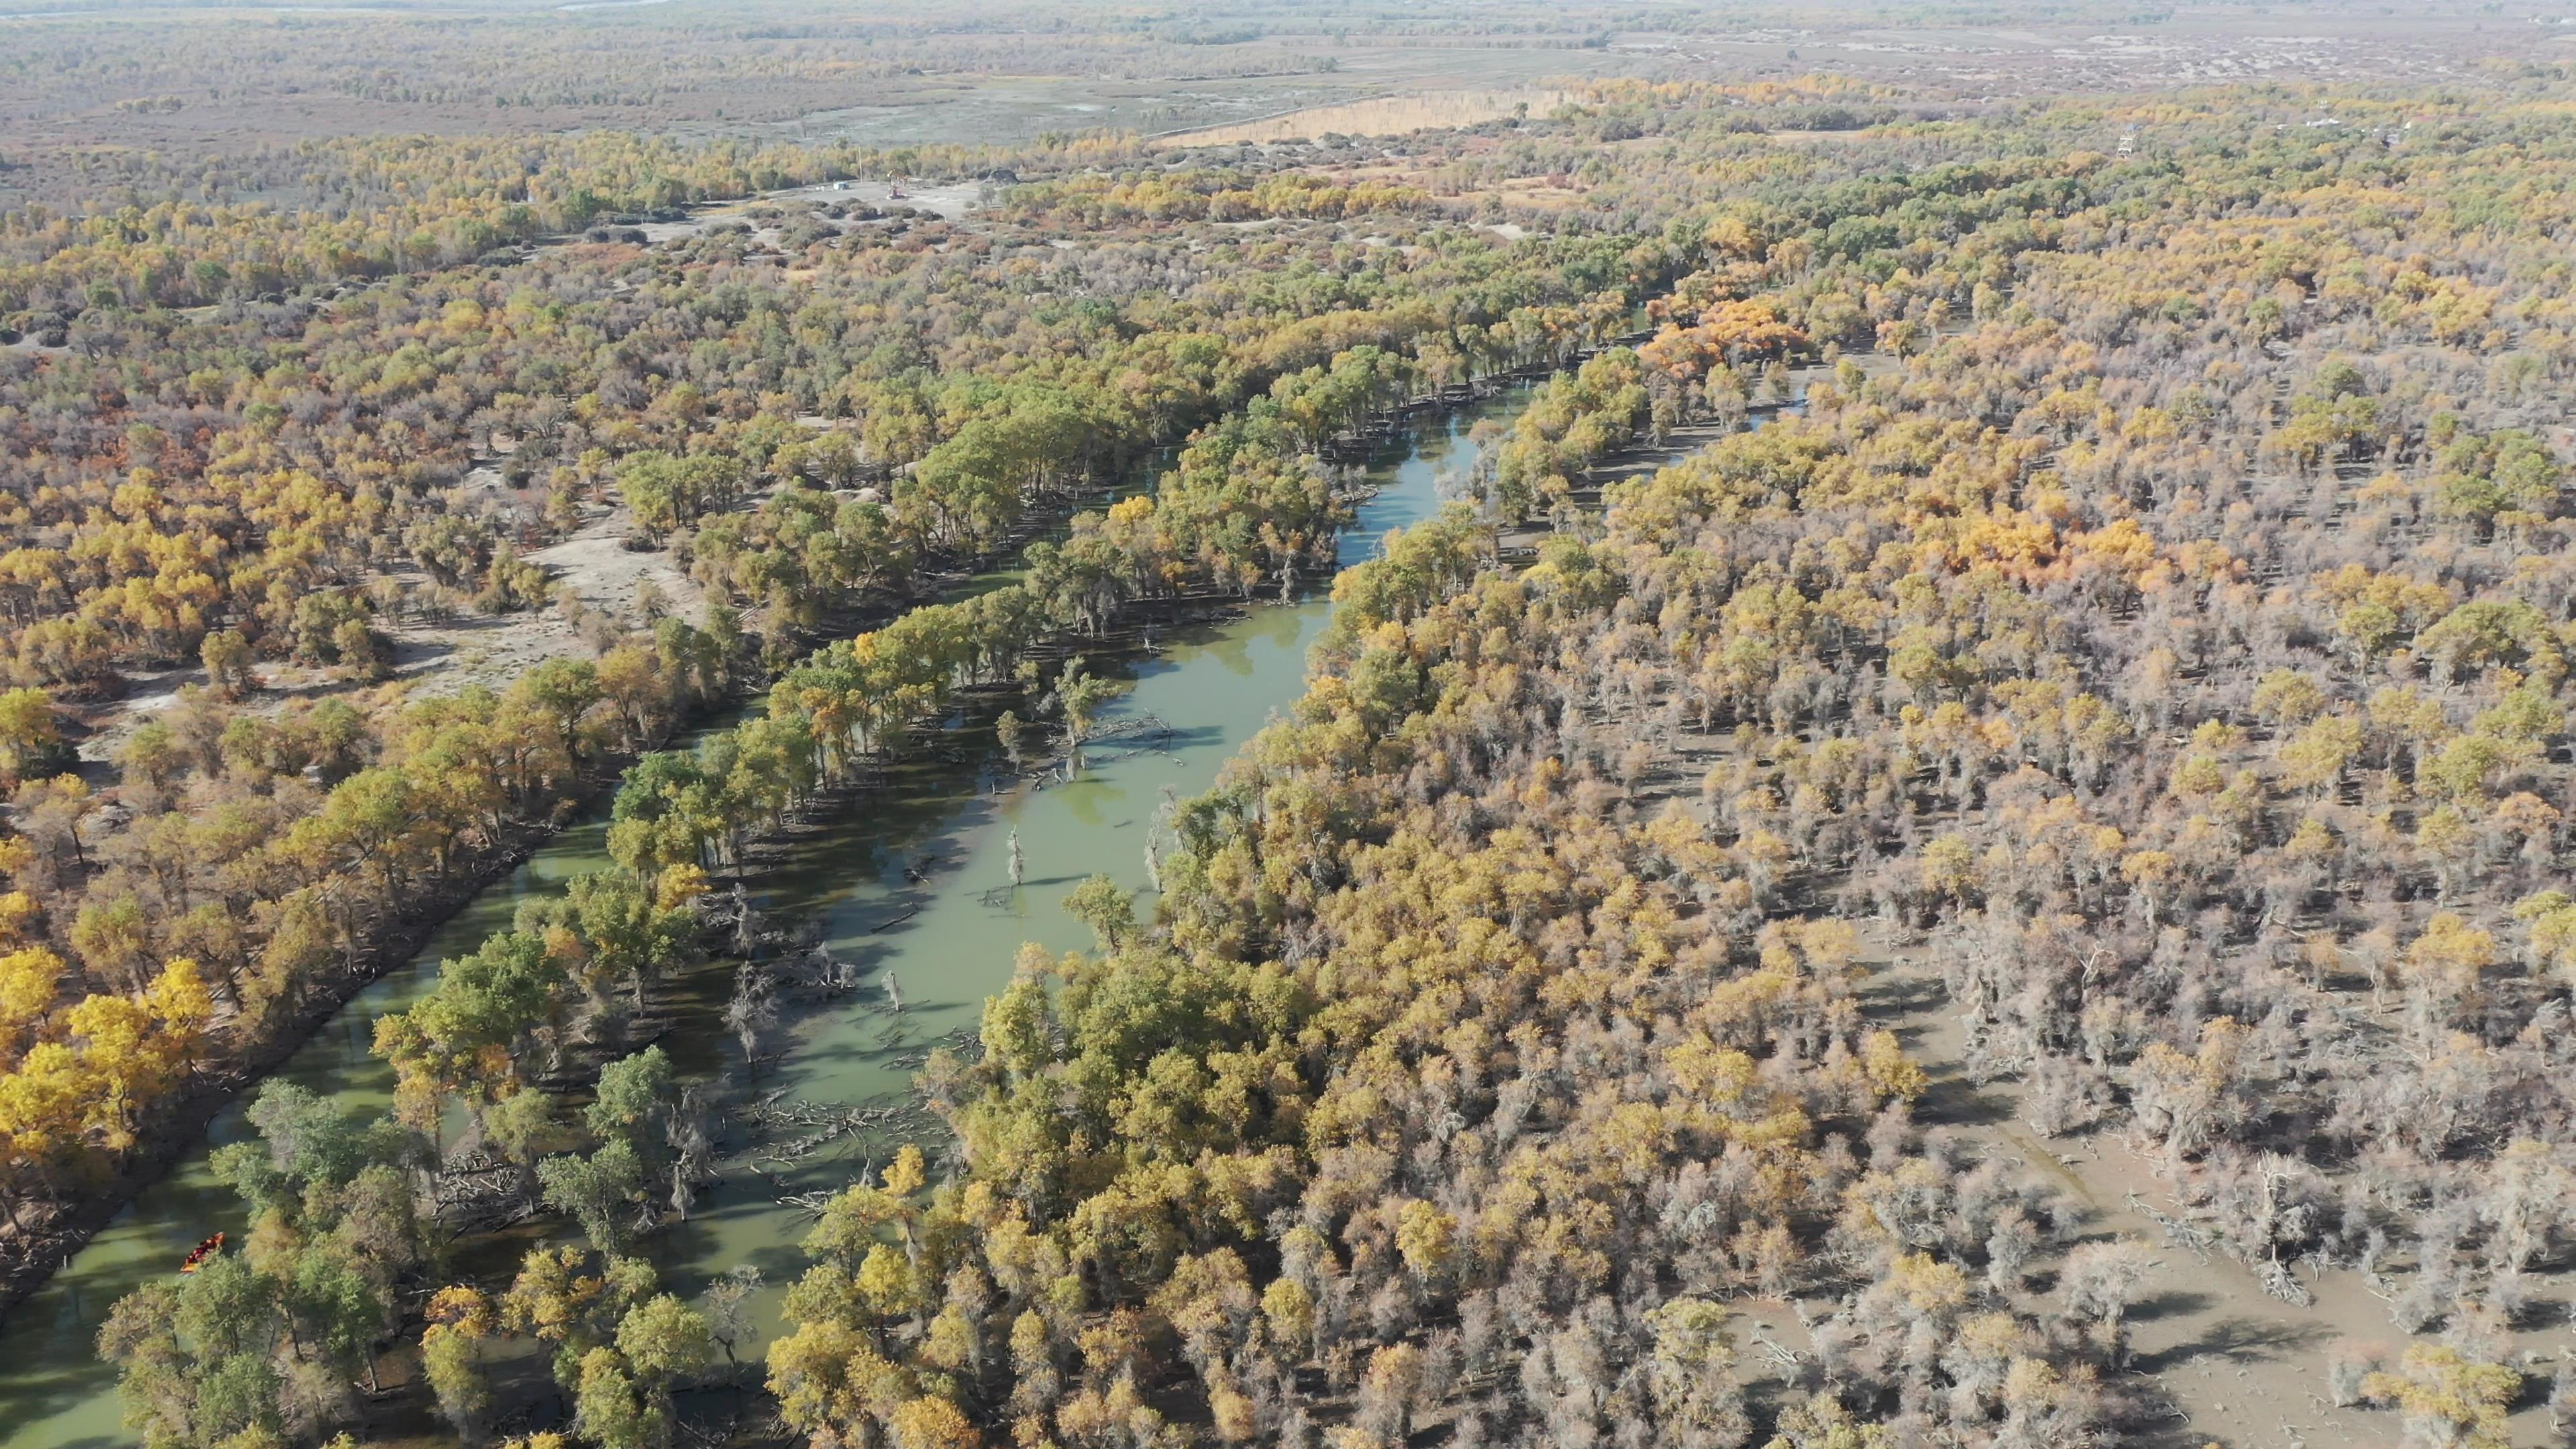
<box><xmin>0</xmin><ymin>830</ymin><xmax>614</xmax><ymax>1449</ymax></box>
<box><xmin>0</xmin><ymin>393</ymin><xmax>1521</xmax><ymax>1449</ymax></box>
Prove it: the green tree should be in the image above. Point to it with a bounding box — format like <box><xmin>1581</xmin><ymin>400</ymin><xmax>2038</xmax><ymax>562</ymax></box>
<box><xmin>540</xmin><ymin>1140</ymin><xmax>647</xmax><ymax>1252</ymax></box>
<box><xmin>1063</xmin><ymin>874</ymin><xmax>1134</xmax><ymax>951</ymax></box>
<box><xmin>574</xmin><ymin>1346</ymin><xmax>661</xmax><ymax>1449</ymax></box>
<box><xmin>1057</xmin><ymin>661</ymin><xmax>1123</xmax><ymax>763</ymax></box>
<box><xmin>588</xmin><ymin>1046</ymin><xmax>675</xmax><ymax>1187</ymax></box>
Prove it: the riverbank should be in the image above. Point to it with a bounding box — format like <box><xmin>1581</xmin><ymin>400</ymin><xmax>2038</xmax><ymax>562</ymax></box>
<box><xmin>0</xmin><ymin>447</ymin><xmax>1177</xmax><ymax>1326</ymax></box>
<box><xmin>0</xmin><ymin>382</ymin><xmax>1574</xmax><ymax>1449</ymax></box>
<box><xmin>0</xmin><ymin>325</ymin><xmax>1720</xmax><ymax>1444</ymax></box>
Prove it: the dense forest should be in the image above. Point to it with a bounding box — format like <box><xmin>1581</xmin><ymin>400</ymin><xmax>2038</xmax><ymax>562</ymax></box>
<box><xmin>5</xmin><ymin>3</ymin><xmax>2576</xmax><ymax>1448</ymax></box>
<box><xmin>731</xmin><ymin>86</ymin><xmax>2576</xmax><ymax>1449</ymax></box>
<box><xmin>0</xmin><ymin>131</ymin><xmax>1668</xmax><ymax>1285</ymax></box>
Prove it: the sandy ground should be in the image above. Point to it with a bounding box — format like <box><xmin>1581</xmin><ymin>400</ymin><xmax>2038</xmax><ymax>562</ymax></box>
<box><xmin>1867</xmin><ymin>949</ymin><xmax>2378</xmax><ymax>1446</ymax></box>
<box><xmin>1609</xmin><ymin>519</ymin><xmax>2558</xmax><ymax>1447</ymax></box>
<box><xmin>1151</xmin><ymin>89</ymin><xmax>1566</xmax><ymax>148</ymax></box>
<box><xmin>73</xmin><ymin>501</ymin><xmax>702</xmax><ymax>769</ymax></box>
<box><xmin>3</xmin><ymin>12</ymin><xmax>2564</xmax><ymax>215</ymax></box>
<box><xmin>382</xmin><ymin>503</ymin><xmax>704</xmax><ymax>701</ymax></box>
<box><xmin>757</xmin><ymin>178</ymin><xmax>984</xmax><ymax>220</ymax></box>
<box><xmin>1866</xmin><ymin>940</ymin><xmax>2575</xmax><ymax>1448</ymax></box>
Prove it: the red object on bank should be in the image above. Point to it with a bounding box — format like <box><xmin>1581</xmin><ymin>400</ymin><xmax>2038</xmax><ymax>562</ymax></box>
<box><xmin>179</xmin><ymin>1232</ymin><xmax>224</xmax><ymax>1274</ymax></box>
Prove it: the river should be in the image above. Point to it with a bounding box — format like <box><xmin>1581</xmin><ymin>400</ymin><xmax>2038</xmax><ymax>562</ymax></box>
<box><xmin>0</xmin><ymin>390</ymin><xmax>1529</xmax><ymax>1449</ymax></box>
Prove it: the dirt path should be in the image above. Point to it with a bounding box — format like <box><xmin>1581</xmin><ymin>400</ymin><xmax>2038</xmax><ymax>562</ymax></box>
<box><xmin>1862</xmin><ymin>941</ymin><xmax>2572</xmax><ymax>1447</ymax></box>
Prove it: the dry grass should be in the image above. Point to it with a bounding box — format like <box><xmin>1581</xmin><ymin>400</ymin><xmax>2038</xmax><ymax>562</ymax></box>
<box><xmin>1286</xmin><ymin>140</ymin><xmax>1639</xmax><ymax>215</ymax></box>
<box><xmin>1152</xmin><ymin>88</ymin><xmax>1566</xmax><ymax>148</ymax></box>
<box><xmin>1765</xmin><ymin>127</ymin><xmax>1882</xmax><ymax>143</ymax></box>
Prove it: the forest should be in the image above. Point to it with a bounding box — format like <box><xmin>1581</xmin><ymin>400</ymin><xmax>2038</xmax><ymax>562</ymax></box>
<box><xmin>4</xmin><ymin>2</ymin><xmax>2576</xmax><ymax>1448</ymax></box>
<box><xmin>0</xmin><ymin>123</ymin><xmax>1666</xmax><ymax>1287</ymax></box>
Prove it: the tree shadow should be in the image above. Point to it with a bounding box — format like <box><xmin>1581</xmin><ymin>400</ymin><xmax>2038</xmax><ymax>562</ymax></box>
<box><xmin>2130</xmin><ymin>1287</ymin><xmax>2217</xmax><ymax>1324</ymax></box>
<box><xmin>1913</xmin><ymin>1065</ymin><xmax>2015</xmax><ymax>1128</ymax></box>
<box><xmin>2116</xmin><ymin>1404</ymin><xmax>2222</xmax><ymax>1449</ymax></box>
<box><xmin>1856</xmin><ymin>970</ymin><xmax>1945</xmax><ymax>1022</ymax></box>
<box><xmin>2130</xmin><ymin>1313</ymin><xmax>2337</xmax><ymax>1374</ymax></box>
<box><xmin>387</xmin><ymin>635</ymin><xmax>460</xmax><ymax>672</ymax></box>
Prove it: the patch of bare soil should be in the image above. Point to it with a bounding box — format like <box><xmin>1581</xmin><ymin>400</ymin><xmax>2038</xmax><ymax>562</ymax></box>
<box><xmin>1866</xmin><ymin>942</ymin><xmax>2575</xmax><ymax>1447</ymax></box>
<box><xmin>1150</xmin><ymin>88</ymin><xmax>1566</xmax><ymax>148</ymax></box>
<box><xmin>755</xmin><ymin>178</ymin><xmax>984</xmax><ymax>220</ymax></box>
<box><xmin>386</xmin><ymin>504</ymin><xmax>703</xmax><ymax>700</ymax></box>
<box><xmin>73</xmin><ymin>504</ymin><xmax>699</xmax><ymax>770</ymax></box>
<box><xmin>1601</xmin><ymin>464</ymin><xmax>2559</xmax><ymax>1445</ymax></box>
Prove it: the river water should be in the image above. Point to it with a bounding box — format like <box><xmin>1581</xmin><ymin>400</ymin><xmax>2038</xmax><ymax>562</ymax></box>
<box><xmin>0</xmin><ymin>391</ymin><xmax>1527</xmax><ymax>1449</ymax></box>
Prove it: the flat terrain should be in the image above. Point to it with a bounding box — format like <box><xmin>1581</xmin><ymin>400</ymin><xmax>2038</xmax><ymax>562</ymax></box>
<box><xmin>1614</xmin><ymin>12</ymin><xmax>2559</xmax><ymax>95</ymax></box>
<box><xmin>383</xmin><ymin>502</ymin><xmax>706</xmax><ymax>703</ymax></box>
<box><xmin>706</xmin><ymin>50</ymin><xmax>1618</xmax><ymax>151</ymax></box>
<box><xmin>1149</xmin><ymin>88</ymin><xmax>1566</xmax><ymax>148</ymax></box>
<box><xmin>1865</xmin><ymin>947</ymin><xmax>2381</xmax><ymax>1448</ymax></box>
<box><xmin>1856</xmin><ymin>932</ymin><xmax>2576</xmax><ymax>1448</ymax></box>
<box><xmin>7</xmin><ymin>5</ymin><xmax>2564</xmax><ymax>211</ymax></box>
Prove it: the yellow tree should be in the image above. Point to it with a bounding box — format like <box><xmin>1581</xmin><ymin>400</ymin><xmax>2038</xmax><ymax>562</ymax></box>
<box><xmin>2364</xmin><ymin>1344</ymin><xmax>2518</xmax><ymax>1449</ymax></box>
